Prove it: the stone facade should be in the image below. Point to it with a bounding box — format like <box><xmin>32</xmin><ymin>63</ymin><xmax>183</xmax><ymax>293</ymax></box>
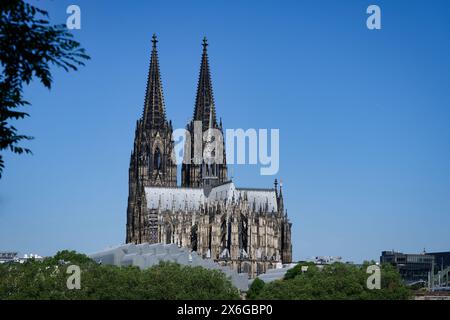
<box><xmin>126</xmin><ymin>35</ymin><xmax>292</xmax><ymax>278</ymax></box>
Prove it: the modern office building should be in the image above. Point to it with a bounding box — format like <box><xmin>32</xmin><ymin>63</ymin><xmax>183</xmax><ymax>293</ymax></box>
<box><xmin>0</xmin><ymin>252</ymin><xmax>44</xmax><ymax>264</ymax></box>
<box><xmin>426</xmin><ymin>252</ymin><xmax>450</xmax><ymax>270</ymax></box>
<box><xmin>0</xmin><ymin>252</ymin><xmax>18</xmax><ymax>264</ymax></box>
<box><xmin>380</xmin><ymin>250</ymin><xmax>434</xmax><ymax>283</ymax></box>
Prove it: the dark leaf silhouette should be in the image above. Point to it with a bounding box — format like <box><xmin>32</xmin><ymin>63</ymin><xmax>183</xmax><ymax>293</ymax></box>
<box><xmin>0</xmin><ymin>0</ymin><xmax>90</xmax><ymax>178</ymax></box>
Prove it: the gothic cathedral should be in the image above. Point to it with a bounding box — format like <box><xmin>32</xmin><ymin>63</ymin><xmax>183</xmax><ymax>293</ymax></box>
<box><xmin>126</xmin><ymin>35</ymin><xmax>292</xmax><ymax>277</ymax></box>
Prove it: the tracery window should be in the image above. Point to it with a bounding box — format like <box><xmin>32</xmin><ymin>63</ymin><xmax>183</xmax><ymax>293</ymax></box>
<box><xmin>154</xmin><ymin>147</ymin><xmax>162</xmax><ymax>170</ymax></box>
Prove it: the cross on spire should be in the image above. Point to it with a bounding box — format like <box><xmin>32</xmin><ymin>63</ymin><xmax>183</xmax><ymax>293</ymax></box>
<box><xmin>152</xmin><ymin>34</ymin><xmax>158</xmax><ymax>49</ymax></box>
<box><xmin>202</xmin><ymin>37</ymin><xmax>208</xmax><ymax>50</ymax></box>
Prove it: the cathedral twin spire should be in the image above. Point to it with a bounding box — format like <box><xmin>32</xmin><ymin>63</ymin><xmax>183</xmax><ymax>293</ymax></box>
<box><xmin>142</xmin><ymin>34</ymin><xmax>217</xmax><ymax>133</ymax></box>
<box><xmin>194</xmin><ymin>37</ymin><xmax>218</xmax><ymax>131</ymax></box>
<box><xmin>141</xmin><ymin>34</ymin><xmax>227</xmax><ymax>188</ymax></box>
<box><xmin>143</xmin><ymin>34</ymin><xmax>167</xmax><ymax>130</ymax></box>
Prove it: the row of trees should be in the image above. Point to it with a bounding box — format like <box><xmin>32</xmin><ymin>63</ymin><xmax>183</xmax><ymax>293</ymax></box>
<box><xmin>247</xmin><ymin>262</ymin><xmax>412</xmax><ymax>300</ymax></box>
<box><xmin>0</xmin><ymin>251</ymin><xmax>240</xmax><ymax>300</ymax></box>
<box><xmin>0</xmin><ymin>251</ymin><xmax>412</xmax><ymax>300</ymax></box>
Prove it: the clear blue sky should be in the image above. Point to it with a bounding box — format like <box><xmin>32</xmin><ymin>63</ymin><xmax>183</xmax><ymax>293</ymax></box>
<box><xmin>1</xmin><ymin>0</ymin><xmax>450</xmax><ymax>263</ymax></box>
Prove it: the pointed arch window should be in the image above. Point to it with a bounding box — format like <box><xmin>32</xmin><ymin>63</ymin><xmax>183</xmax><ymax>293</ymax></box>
<box><xmin>154</xmin><ymin>147</ymin><xmax>162</xmax><ymax>170</ymax></box>
<box><xmin>191</xmin><ymin>224</ymin><xmax>198</xmax><ymax>252</ymax></box>
<box><xmin>146</xmin><ymin>145</ymin><xmax>152</xmax><ymax>171</ymax></box>
<box><xmin>165</xmin><ymin>224</ymin><xmax>172</xmax><ymax>244</ymax></box>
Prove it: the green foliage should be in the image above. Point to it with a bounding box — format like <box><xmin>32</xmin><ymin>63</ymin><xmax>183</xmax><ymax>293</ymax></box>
<box><xmin>284</xmin><ymin>261</ymin><xmax>316</xmax><ymax>280</ymax></box>
<box><xmin>246</xmin><ymin>277</ymin><xmax>265</xmax><ymax>299</ymax></box>
<box><xmin>248</xmin><ymin>262</ymin><xmax>412</xmax><ymax>300</ymax></box>
<box><xmin>49</xmin><ymin>250</ymin><xmax>96</xmax><ymax>265</ymax></box>
<box><xmin>0</xmin><ymin>253</ymin><xmax>413</xmax><ymax>300</ymax></box>
<box><xmin>0</xmin><ymin>251</ymin><xmax>240</xmax><ymax>300</ymax></box>
<box><xmin>0</xmin><ymin>0</ymin><xmax>90</xmax><ymax>178</ymax></box>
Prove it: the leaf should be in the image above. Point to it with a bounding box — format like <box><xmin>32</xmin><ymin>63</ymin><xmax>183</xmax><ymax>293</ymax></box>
<box><xmin>0</xmin><ymin>0</ymin><xmax>90</xmax><ymax>178</ymax></box>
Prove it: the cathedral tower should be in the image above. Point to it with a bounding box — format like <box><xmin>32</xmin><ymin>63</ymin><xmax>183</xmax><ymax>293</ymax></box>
<box><xmin>126</xmin><ymin>35</ymin><xmax>177</xmax><ymax>244</ymax></box>
<box><xmin>181</xmin><ymin>38</ymin><xmax>228</xmax><ymax>188</ymax></box>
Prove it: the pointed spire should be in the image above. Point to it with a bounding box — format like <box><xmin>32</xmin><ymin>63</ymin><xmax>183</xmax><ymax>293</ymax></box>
<box><xmin>193</xmin><ymin>37</ymin><xmax>217</xmax><ymax>130</ymax></box>
<box><xmin>208</xmin><ymin>109</ymin><xmax>213</xmax><ymax>129</ymax></box>
<box><xmin>278</xmin><ymin>178</ymin><xmax>284</xmax><ymax>214</ymax></box>
<box><xmin>143</xmin><ymin>34</ymin><xmax>166</xmax><ymax>129</ymax></box>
